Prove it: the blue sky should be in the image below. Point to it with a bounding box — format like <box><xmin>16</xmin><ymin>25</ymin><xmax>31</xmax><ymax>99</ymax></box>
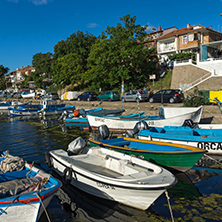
<box><xmin>1</xmin><ymin>0</ymin><xmax>222</xmax><ymax>73</ymax></box>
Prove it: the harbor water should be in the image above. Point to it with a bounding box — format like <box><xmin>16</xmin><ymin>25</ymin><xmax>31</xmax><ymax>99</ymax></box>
<box><xmin>0</xmin><ymin>114</ymin><xmax>222</xmax><ymax>222</ymax></box>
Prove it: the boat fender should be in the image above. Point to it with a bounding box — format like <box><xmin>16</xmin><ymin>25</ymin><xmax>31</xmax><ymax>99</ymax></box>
<box><xmin>45</xmin><ymin>152</ymin><xmax>52</xmax><ymax>168</ymax></box>
<box><xmin>73</xmin><ymin>110</ymin><xmax>80</xmax><ymax>117</ymax></box>
<box><xmin>62</xmin><ymin>167</ymin><xmax>73</xmax><ymax>185</ymax></box>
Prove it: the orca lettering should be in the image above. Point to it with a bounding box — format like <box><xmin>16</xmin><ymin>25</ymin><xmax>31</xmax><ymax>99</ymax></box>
<box><xmin>197</xmin><ymin>142</ymin><xmax>222</xmax><ymax>150</ymax></box>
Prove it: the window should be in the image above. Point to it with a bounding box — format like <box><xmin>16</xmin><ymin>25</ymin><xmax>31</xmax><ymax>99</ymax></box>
<box><xmin>188</xmin><ymin>33</ymin><xmax>201</xmax><ymax>42</ymax></box>
<box><xmin>182</xmin><ymin>35</ymin><xmax>187</xmax><ymax>44</ymax></box>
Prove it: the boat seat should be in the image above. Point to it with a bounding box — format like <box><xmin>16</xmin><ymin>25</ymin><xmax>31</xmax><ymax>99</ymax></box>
<box><xmin>0</xmin><ymin>169</ymin><xmax>30</xmax><ymax>182</ymax></box>
<box><xmin>117</xmin><ymin>171</ymin><xmax>150</xmax><ymax>182</ymax></box>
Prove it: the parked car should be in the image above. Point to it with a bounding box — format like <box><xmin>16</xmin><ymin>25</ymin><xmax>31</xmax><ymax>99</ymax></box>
<box><xmin>97</xmin><ymin>91</ymin><xmax>120</xmax><ymax>101</ymax></box>
<box><xmin>77</xmin><ymin>92</ymin><xmax>98</xmax><ymax>101</ymax></box>
<box><xmin>43</xmin><ymin>92</ymin><xmax>59</xmax><ymax>100</ymax></box>
<box><xmin>149</xmin><ymin>89</ymin><xmax>184</xmax><ymax>103</ymax></box>
<box><xmin>122</xmin><ymin>90</ymin><xmax>149</xmax><ymax>102</ymax></box>
<box><xmin>0</xmin><ymin>91</ymin><xmax>8</xmax><ymax>98</ymax></box>
<box><xmin>35</xmin><ymin>89</ymin><xmax>46</xmax><ymax>99</ymax></box>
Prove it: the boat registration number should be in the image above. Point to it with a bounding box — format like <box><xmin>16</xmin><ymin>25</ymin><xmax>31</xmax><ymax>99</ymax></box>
<box><xmin>95</xmin><ymin>117</ymin><xmax>105</xmax><ymax>122</ymax></box>
<box><xmin>97</xmin><ymin>182</ymin><xmax>115</xmax><ymax>190</ymax></box>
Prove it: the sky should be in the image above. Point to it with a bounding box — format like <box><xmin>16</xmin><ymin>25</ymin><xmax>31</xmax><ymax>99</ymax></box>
<box><xmin>1</xmin><ymin>0</ymin><xmax>222</xmax><ymax>73</ymax></box>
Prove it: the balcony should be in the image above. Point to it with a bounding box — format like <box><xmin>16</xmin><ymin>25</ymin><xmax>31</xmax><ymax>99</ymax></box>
<box><xmin>158</xmin><ymin>46</ymin><xmax>176</xmax><ymax>53</ymax></box>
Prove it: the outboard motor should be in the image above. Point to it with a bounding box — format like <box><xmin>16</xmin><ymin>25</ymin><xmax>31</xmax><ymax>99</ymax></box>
<box><xmin>182</xmin><ymin>119</ymin><xmax>197</xmax><ymax>129</ymax></box>
<box><xmin>67</xmin><ymin>137</ymin><xmax>86</xmax><ymax>156</ymax></box>
<box><xmin>58</xmin><ymin>110</ymin><xmax>69</xmax><ymax>121</ymax></box>
<box><xmin>97</xmin><ymin>125</ymin><xmax>110</xmax><ymax>140</ymax></box>
<box><xmin>126</xmin><ymin>121</ymin><xmax>149</xmax><ymax>138</ymax></box>
<box><xmin>79</xmin><ymin>108</ymin><xmax>86</xmax><ymax>117</ymax></box>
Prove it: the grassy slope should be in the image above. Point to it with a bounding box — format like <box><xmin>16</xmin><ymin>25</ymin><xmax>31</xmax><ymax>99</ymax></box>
<box><xmin>149</xmin><ymin>70</ymin><xmax>172</xmax><ymax>93</ymax></box>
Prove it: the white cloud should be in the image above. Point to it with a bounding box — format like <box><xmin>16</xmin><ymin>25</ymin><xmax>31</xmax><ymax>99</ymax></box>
<box><xmin>87</xmin><ymin>23</ymin><xmax>99</xmax><ymax>28</ymax></box>
<box><xmin>29</xmin><ymin>0</ymin><xmax>54</xmax><ymax>5</ymax></box>
<box><xmin>144</xmin><ymin>23</ymin><xmax>157</xmax><ymax>33</ymax></box>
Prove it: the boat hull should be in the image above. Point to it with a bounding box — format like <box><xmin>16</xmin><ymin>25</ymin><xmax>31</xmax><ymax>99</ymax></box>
<box><xmin>138</xmin><ymin>135</ymin><xmax>222</xmax><ymax>155</ymax></box>
<box><xmin>48</xmin><ymin>148</ymin><xmax>176</xmax><ymax>210</ymax></box>
<box><xmin>88</xmin><ymin>138</ymin><xmax>205</xmax><ymax>172</ymax></box>
<box><xmin>0</xmin><ymin>153</ymin><xmax>62</xmax><ymax>222</ymax></box>
<box><xmin>87</xmin><ymin>106</ymin><xmax>203</xmax><ymax>132</ymax></box>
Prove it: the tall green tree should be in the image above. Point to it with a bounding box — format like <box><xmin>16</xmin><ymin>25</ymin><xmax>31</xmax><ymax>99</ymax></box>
<box><xmin>31</xmin><ymin>52</ymin><xmax>53</xmax><ymax>88</ymax></box>
<box><xmin>0</xmin><ymin>65</ymin><xmax>9</xmax><ymax>90</ymax></box>
<box><xmin>51</xmin><ymin>53</ymin><xmax>84</xmax><ymax>86</ymax></box>
<box><xmin>85</xmin><ymin>15</ymin><xmax>158</xmax><ymax>92</ymax></box>
<box><xmin>53</xmin><ymin>31</ymin><xmax>97</xmax><ymax>72</ymax></box>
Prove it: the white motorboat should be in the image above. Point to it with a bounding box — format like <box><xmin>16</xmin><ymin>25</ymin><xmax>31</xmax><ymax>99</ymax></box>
<box><xmin>47</xmin><ymin>140</ymin><xmax>176</xmax><ymax>210</ymax></box>
<box><xmin>87</xmin><ymin>106</ymin><xmax>203</xmax><ymax>132</ymax></box>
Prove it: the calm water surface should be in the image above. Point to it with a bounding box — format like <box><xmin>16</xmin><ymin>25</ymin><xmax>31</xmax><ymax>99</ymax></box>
<box><xmin>0</xmin><ymin>114</ymin><xmax>222</xmax><ymax>222</ymax></box>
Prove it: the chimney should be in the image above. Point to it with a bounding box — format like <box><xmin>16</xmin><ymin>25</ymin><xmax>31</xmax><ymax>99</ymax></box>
<box><xmin>158</xmin><ymin>25</ymin><xmax>162</xmax><ymax>31</ymax></box>
<box><xmin>187</xmin><ymin>24</ymin><xmax>191</xmax><ymax>28</ymax></box>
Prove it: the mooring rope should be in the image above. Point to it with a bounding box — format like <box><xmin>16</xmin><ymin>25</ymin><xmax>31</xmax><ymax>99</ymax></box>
<box><xmin>36</xmin><ymin>192</ymin><xmax>51</xmax><ymax>222</ymax></box>
<box><xmin>204</xmin><ymin>154</ymin><xmax>222</xmax><ymax>165</ymax></box>
<box><xmin>165</xmin><ymin>190</ymin><xmax>174</xmax><ymax>222</ymax></box>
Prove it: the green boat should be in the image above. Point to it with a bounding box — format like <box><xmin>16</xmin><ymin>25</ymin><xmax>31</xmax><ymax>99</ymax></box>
<box><xmin>88</xmin><ymin>137</ymin><xmax>206</xmax><ymax>172</ymax></box>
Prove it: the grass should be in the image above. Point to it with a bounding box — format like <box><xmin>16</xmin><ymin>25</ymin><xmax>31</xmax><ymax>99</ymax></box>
<box><xmin>149</xmin><ymin>70</ymin><xmax>173</xmax><ymax>93</ymax></box>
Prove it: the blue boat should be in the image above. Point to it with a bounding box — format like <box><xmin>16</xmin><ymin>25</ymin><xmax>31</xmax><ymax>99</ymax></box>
<box><xmin>0</xmin><ymin>101</ymin><xmax>29</xmax><ymax>111</ymax></box>
<box><xmin>63</xmin><ymin>108</ymin><xmax>125</xmax><ymax>125</ymax></box>
<box><xmin>0</xmin><ymin>151</ymin><xmax>62</xmax><ymax>222</ymax></box>
<box><xmin>9</xmin><ymin>99</ymin><xmax>74</xmax><ymax>117</ymax></box>
<box><xmin>138</xmin><ymin>125</ymin><xmax>222</xmax><ymax>155</ymax></box>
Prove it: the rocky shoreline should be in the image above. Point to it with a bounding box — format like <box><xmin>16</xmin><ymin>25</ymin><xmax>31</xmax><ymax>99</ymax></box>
<box><xmin>3</xmin><ymin>98</ymin><xmax>222</xmax><ymax>124</ymax></box>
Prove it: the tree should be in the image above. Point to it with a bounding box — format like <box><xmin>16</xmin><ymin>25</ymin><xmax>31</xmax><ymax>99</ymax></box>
<box><xmin>53</xmin><ymin>31</ymin><xmax>97</xmax><ymax>72</ymax></box>
<box><xmin>85</xmin><ymin>15</ymin><xmax>158</xmax><ymax>92</ymax></box>
<box><xmin>51</xmin><ymin>53</ymin><xmax>84</xmax><ymax>86</ymax></box>
<box><xmin>32</xmin><ymin>52</ymin><xmax>53</xmax><ymax>88</ymax></box>
<box><xmin>0</xmin><ymin>65</ymin><xmax>9</xmax><ymax>90</ymax></box>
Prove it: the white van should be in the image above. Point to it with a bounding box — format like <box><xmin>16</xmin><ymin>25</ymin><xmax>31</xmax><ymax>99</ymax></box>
<box><xmin>61</xmin><ymin>91</ymin><xmax>79</xmax><ymax>101</ymax></box>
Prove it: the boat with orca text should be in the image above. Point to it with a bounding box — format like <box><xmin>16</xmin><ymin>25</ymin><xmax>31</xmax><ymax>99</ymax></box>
<box><xmin>138</xmin><ymin>125</ymin><xmax>222</xmax><ymax>155</ymax></box>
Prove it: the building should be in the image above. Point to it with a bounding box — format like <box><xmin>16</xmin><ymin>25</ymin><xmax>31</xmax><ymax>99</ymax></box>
<box><xmin>154</xmin><ymin>24</ymin><xmax>222</xmax><ymax>62</ymax></box>
<box><xmin>154</xmin><ymin>24</ymin><xmax>222</xmax><ymax>93</ymax></box>
<box><xmin>5</xmin><ymin>65</ymin><xmax>35</xmax><ymax>91</ymax></box>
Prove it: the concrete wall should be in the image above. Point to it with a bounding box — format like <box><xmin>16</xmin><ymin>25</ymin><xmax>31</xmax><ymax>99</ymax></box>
<box><xmin>171</xmin><ymin>64</ymin><xmax>209</xmax><ymax>89</ymax></box>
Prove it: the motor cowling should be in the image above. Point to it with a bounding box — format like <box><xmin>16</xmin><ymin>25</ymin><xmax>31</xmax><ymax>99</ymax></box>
<box><xmin>126</xmin><ymin>121</ymin><xmax>149</xmax><ymax>138</ymax></box>
<box><xmin>97</xmin><ymin>125</ymin><xmax>110</xmax><ymax>140</ymax></box>
<box><xmin>67</xmin><ymin>137</ymin><xmax>86</xmax><ymax>156</ymax></box>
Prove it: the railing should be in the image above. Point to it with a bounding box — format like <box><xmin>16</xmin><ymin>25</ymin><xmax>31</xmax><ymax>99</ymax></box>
<box><xmin>181</xmin><ymin>72</ymin><xmax>212</xmax><ymax>92</ymax></box>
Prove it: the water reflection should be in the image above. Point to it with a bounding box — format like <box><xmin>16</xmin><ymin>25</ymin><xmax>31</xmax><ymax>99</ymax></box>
<box><xmin>1</xmin><ymin>115</ymin><xmax>222</xmax><ymax>221</ymax></box>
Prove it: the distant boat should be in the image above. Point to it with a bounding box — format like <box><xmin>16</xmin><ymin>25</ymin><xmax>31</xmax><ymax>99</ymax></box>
<box><xmin>0</xmin><ymin>100</ymin><xmax>29</xmax><ymax>111</ymax></box>
<box><xmin>46</xmin><ymin>139</ymin><xmax>176</xmax><ymax>210</ymax></box>
<box><xmin>9</xmin><ymin>99</ymin><xmax>74</xmax><ymax>117</ymax></box>
<box><xmin>63</xmin><ymin>108</ymin><xmax>125</xmax><ymax>125</ymax></box>
<box><xmin>0</xmin><ymin>150</ymin><xmax>62</xmax><ymax>222</ymax></box>
<box><xmin>21</xmin><ymin>91</ymin><xmax>36</xmax><ymax>99</ymax></box>
<box><xmin>87</xmin><ymin>106</ymin><xmax>203</xmax><ymax>132</ymax></box>
<box><xmin>88</xmin><ymin>136</ymin><xmax>205</xmax><ymax>172</ymax></box>
<box><xmin>138</xmin><ymin>125</ymin><xmax>222</xmax><ymax>155</ymax></box>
